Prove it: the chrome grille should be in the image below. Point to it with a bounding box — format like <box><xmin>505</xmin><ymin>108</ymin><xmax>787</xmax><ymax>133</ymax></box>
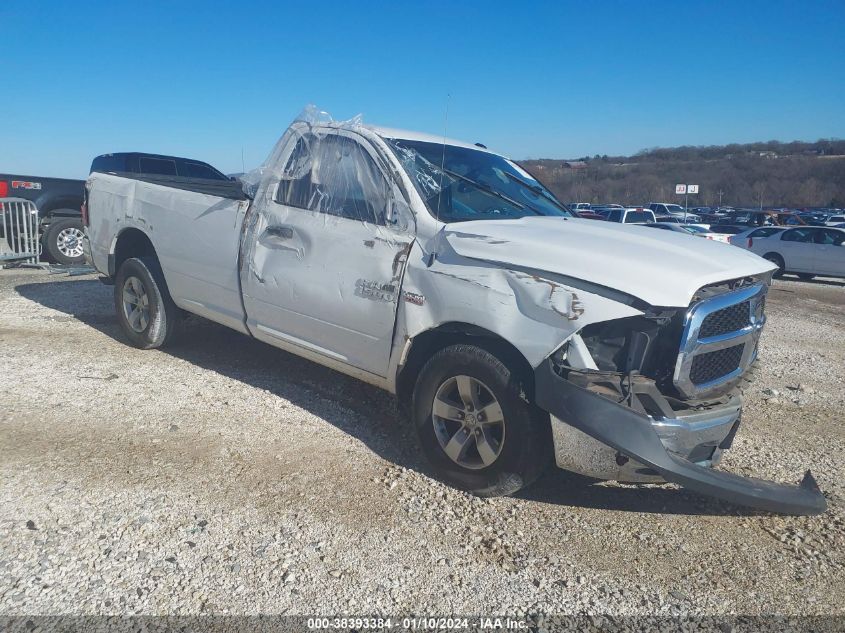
<box><xmin>689</xmin><ymin>344</ymin><xmax>744</xmax><ymax>385</ymax></box>
<box><xmin>673</xmin><ymin>284</ymin><xmax>767</xmax><ymax>398</ymax></box>
<box><xmin>699</xmin><ymin>302</ymin><xmax>751</xmax><ymax>338</ymax></box>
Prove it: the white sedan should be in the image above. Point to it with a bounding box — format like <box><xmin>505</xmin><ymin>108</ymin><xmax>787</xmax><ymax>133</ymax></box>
<box><xmin>747</xmin><ymin>226</ymin><xmax>845</xmax><ymax>280</ymax></box>
<box><xmin>728</xmin><ymin>226</ymin><xmax>787</xmax><ymax>249</ymax></box>
<box><xmin>641</xmin><ymin>223</ymin><xmax>732</xmax><ymax>242</ymax></box>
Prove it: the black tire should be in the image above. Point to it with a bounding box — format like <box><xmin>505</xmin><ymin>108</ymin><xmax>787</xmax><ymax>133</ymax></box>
<box><xmin>113</xmin><ymin>257</ymin><xmax>181</xmax><ymax>349</ymax></box>
<box><xmin>411</xmin><ymin>344</ymin><xmax>552</xmax><ymax>497</ymax></box>
<box><xmin>797</xmin><ymin>273</ymin><xmax>815</xmax><ymax>281</ymax></box>
<box><xmin>43</xmin><ymin>217</ymin><xmax>86</xmax><ymax>265</ymax></box>
<box><xmin>763</xmin><ymin>252</ymin><xmax>785</xmax><ymax>278</ymax></box>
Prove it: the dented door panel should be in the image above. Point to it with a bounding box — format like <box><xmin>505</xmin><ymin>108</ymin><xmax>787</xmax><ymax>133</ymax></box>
<box><xmin>242</xmin><ymin>207</ymin><xmax>409</xmax><ymax>375</ymax></box>
<box><xmin>240</xmin><ymin>125</ymin><xmax>412</xmax><ymax>377</ymax></box>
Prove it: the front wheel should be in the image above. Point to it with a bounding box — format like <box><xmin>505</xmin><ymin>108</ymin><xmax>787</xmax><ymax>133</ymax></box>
<box><xmin>114</xmin><ymin>257</ymin><xmax>181</xmax><ymax>349</ymax></box>
<box><xmin>411</xmin><ymin>344</ymin><xmax>552</xmax><ymax>497</ymax></box>
<box><xmin>763</xmin><ymin>252</ymin><xmax>785</xmax><ymax>278</ymax></box>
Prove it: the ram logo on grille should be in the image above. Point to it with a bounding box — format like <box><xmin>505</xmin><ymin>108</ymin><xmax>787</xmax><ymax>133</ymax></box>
<box><xmin>673</xmin><ymin>284</ymin><xmax>767</xmax><ymax>398</ymax></box>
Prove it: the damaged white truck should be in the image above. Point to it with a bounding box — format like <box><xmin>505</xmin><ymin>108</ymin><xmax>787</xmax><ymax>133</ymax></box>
<box><xmin>83</xmin><ymin>108</ymin><xmax>825</xmax><ymax>515</ymax></box>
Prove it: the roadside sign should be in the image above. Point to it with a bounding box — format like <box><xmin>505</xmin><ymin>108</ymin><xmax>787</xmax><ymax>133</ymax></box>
<box><xmin>675</xmin><ymin>184</ymin><xmax>687</xmax><ymax>195</ymax></box>
<box><xmin>688</xmin><ymin>184</ymin><xmax>699</xmax><ymax>194</ymax></box>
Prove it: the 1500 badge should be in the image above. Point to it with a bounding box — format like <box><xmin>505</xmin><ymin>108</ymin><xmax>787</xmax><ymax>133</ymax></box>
<box><xmin>355</xmin><ymin>279</ymin><xmax>396</xmax><ymax>303</ymax></box>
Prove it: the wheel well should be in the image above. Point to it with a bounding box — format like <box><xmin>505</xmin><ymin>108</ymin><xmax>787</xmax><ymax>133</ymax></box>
<box><xmin>40</xmin><ymin>199</ymin><xmax>83</xmax><ymax>217</ymax></box>
<box><xmin>763</xmin><ymin>252</ymin><xmax>783</xmax><ymax>262</ymax></box>
<box><xmin>112</xmin><ymin>228</ymin><xmax>157</xmax><ymax>276</ymax></box>
<box><xmin>395</xmin><ymin>322</ymin><xmax>535</xmax><ymax>411</ymax></box>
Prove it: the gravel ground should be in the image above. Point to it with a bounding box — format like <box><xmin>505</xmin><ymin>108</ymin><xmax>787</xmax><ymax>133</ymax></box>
<box><xmin>0</xmin><ymin>268</ymin><xmax>843</xmax><ymax>619</ymax></box>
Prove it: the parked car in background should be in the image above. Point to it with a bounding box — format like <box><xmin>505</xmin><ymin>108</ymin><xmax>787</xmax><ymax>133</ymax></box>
<box><xmin>0</xmin><ymin>173</ymin><xmax>85</xmax><ymax>264</ymax></box>
<box><xmin>572</xmin><ymin>210</ymin><xmax>605</xmax><ymax>220</ymax></box>
<box><xmin>747</xmin><ymin>226</ymin><xmax>845</xmax><ymax>279</ymax></box>
<box><xmin>647</xmin><ymin>203</ymin><xmax>702</xmax><ymax>223</ymax></box>
<box><xmin>590</xmin><ymin>204</ymin><xmax>625</xmax><ymax>217</ymax></box>
<box><xmin>789</xmin><ymin>213</ymin><xmax>826</xmax><ymax>226</ymax></box>
<box><xmin>640</xmin><ymin>222</ymin><xmax>730</xmax><ymax>242</ymax></box>
<box><xmin>568</xmin><ymin>202</ymin><xmax>592</xmax><ymax>211</ymax></box>
<box><xmin>639</xmin><ymin>223</ymin><xmax>698</xmax><ymax>235</ymax></box>
<box><xmin>690</xmin><ymin>225</ymin><xmax>732</xmax><ymax>243</ymax></box>
<box><xmin>716</xmin><ymin>209</ymin><xmax>807</xmax><ymax>228</ymax></box>
<box><xmin>728</xmin><ymin>226</ymin><xmax>787</xmax><ymax>249</ymax></box>
<box><xmin>708</xmin><ymin>224</ymin><xmax>759</xmax><ymax>236</ymax></box>
<box><xmin>697</xmin><ymin>212</ymin><xmax>726</xmax><ymax>224</ymax></box>
<box><xmin>824</xmin><ymin>214</ymin><xmax>845</xmax><ymax>226</ymax></box>
<box><xmin>602</xmin><ymin>207</ymin><xmax>656</xmax><ymax>224</ymax></box>
<box><xmin>653</xmin><ymin>216</ymin><xmax>712</xmax><ymax>231</ymax></box>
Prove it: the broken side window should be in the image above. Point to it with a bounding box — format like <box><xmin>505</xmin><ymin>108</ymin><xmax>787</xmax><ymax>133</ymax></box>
<box><xmin>275</xmin><ymin>133</ymin><xmax>389</xmax><ymax>225</ymax></box>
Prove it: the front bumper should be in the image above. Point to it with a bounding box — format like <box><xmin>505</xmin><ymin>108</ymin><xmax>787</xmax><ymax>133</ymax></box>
<box><xmin>551</xmin><ymin>395</ymin><xmax>740</xmax><ymax>484</ymax></box>
<box><xmin>535</xmin><ymin>360</ymin><xmax>826</xmax><ymax>515</ymax></box>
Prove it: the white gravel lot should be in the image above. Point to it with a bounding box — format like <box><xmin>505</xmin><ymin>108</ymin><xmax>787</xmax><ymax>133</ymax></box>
<box><xmin>0</xmin><ymin>268</ymin><xmax>843</xmax><ymax>620</ymax></box>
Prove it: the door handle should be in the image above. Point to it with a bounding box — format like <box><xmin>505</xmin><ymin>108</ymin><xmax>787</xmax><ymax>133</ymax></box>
<box><xmin>258</xmin><ymin>224</ymin><xmax>303</xmax><ymax>258</ymax></box>
<box><xmin>266</xmin><ymin>225</ymin><xmax>294</xmax><ymax>240</ymax></box>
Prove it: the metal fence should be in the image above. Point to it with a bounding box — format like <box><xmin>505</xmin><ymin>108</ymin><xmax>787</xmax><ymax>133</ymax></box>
<box><xmin>0</xmin><ymin>197</ymin><xmax>41</xmax><ymax>265</ymax></box>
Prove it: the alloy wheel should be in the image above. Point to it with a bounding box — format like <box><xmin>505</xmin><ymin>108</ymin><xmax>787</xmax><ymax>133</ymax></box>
<box><xmin>122</xmin><ymin>276</ymin><xmax>150</xmax><ymax>332</ymax></box>
<box><xmin>431</xmin><ymin>375</ymin><xmax>505</xmax><ymax>470</ymax></box>
<box><xmin>56</xmin><ymin>227</ymin><xmax>85</xmax><ymax>259</ymax></box>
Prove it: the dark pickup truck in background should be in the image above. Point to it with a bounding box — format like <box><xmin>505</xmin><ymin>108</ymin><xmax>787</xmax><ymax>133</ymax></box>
<box><xmin>1</xmin><ymin>153</ymin><xmax>232</xmax><ymax>265</ymax></box>
<box><xmin>0</xmin><ymin>174</ymin><xmax>85</xmax><ymax>264</ymax></box>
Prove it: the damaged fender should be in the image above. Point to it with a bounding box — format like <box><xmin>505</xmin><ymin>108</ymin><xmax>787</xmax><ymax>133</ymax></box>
<box><xmin>394</xmin><ymin>236</ymin><xmax>644</xmax><ymax>375</ymax></box>
<box><xmin>535</xmin><ymin>361</ymin><xmax>827</xmax><ymax>515</ymax></box>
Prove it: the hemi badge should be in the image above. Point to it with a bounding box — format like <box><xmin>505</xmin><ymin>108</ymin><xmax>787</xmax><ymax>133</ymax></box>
<box><xmin>403</xmin><ymin>291</ymin><xmax>425</xmax><ymax>306</ymax></box>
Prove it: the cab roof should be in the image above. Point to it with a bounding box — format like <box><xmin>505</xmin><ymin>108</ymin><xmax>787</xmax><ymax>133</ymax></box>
<box><xmin>365</xmin><ymin>125</ymin><xmax>497</xmax><ymax>154</ymax></box>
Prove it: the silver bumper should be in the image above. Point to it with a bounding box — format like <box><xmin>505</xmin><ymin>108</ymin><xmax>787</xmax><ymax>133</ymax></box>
<box><xmin>536</xmin><ymin>360</ymin><xmax>826</xmax><ymax>515</ymax></box>
<box><xmin>552</xmin><ymin>397</ymin><xmax>740</xmax><ymax>483</ymax></box>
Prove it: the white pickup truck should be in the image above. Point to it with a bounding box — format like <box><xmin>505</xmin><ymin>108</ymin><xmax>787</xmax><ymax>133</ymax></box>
<box><xmin>83</xmin><ymin>108</ymin><xmax>825</xmax><ymax>515</ymax></box>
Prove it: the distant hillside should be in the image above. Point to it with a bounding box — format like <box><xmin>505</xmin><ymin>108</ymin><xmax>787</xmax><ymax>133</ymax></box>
<box><xmin>520</xmin><ymin>139</ymin><xmax>845</xmax><ymax>208</ymax></box>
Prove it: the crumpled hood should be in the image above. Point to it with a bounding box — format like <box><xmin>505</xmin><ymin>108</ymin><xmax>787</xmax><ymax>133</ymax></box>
<box><xmin>440</xmin><ymin>216</ymin><xmax>776</xmax><ymax>307</ymax></box>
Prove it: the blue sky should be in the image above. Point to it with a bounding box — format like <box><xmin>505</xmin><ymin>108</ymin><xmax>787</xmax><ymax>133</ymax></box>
<box><xmin>2</xmin><ymin>0</ymin><xmax>843</xmax><ymax>178</ymax></box>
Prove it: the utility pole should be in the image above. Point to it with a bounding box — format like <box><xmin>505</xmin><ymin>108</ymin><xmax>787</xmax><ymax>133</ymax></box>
<box><xmin>718</xmin><ymin>189</ymin><xmax>724</xmax><ymax>209</ymax></box>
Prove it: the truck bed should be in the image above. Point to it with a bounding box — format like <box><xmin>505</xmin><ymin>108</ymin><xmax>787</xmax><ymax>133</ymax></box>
<box><xmin>90</xmin><ymin>171</ymin><xmax>247</xmax><ymax>201</ymax></box>
<box><xmin>86</xmin><ymin>172</ymin><xmax>250</xmax><ymax>333</ymax></box>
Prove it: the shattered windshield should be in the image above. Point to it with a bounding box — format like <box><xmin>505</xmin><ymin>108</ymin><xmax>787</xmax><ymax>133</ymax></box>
<box><xmin>387</xmin><ymin>139</ymin><xmax>570</xmax><ymax>223</ymax></box>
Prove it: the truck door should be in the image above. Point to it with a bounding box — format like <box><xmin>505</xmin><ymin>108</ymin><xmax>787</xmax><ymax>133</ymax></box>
<box><xmin>241</xmin><ymin>129</ymin><xmax>411</xmax><ymax>378</ymax></box>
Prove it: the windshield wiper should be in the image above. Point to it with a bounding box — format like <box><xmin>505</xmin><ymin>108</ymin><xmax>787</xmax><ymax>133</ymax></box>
<box><xmin>441</xmin><ymin>169</ymin><xmax>538</xmax><ymax>214</ymax></box>
<box><xmin>502</xmin><ymin>171</ymin><xmax>569</xmax><ymax>213</ymax></box>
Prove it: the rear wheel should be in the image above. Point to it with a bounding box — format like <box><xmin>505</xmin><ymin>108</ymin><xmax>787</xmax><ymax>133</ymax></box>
<box><xmin>114</xmin><ymin>257</ymin><xmax>181</xmax><ymax>349</ymax></box>
<box><xmin>43</xmin><ymin>217</ymin><xmax>85</xmax><ymax>265</ymax></box>
<box><xmin>411</xmin><ymin>344</ymin><xmax>551</xmax><ymax>497</ymax></box>
<box><xmin>763</xmin><ymin>252</ymin><xmax>785</xmax><ymax>278</ymax></box>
